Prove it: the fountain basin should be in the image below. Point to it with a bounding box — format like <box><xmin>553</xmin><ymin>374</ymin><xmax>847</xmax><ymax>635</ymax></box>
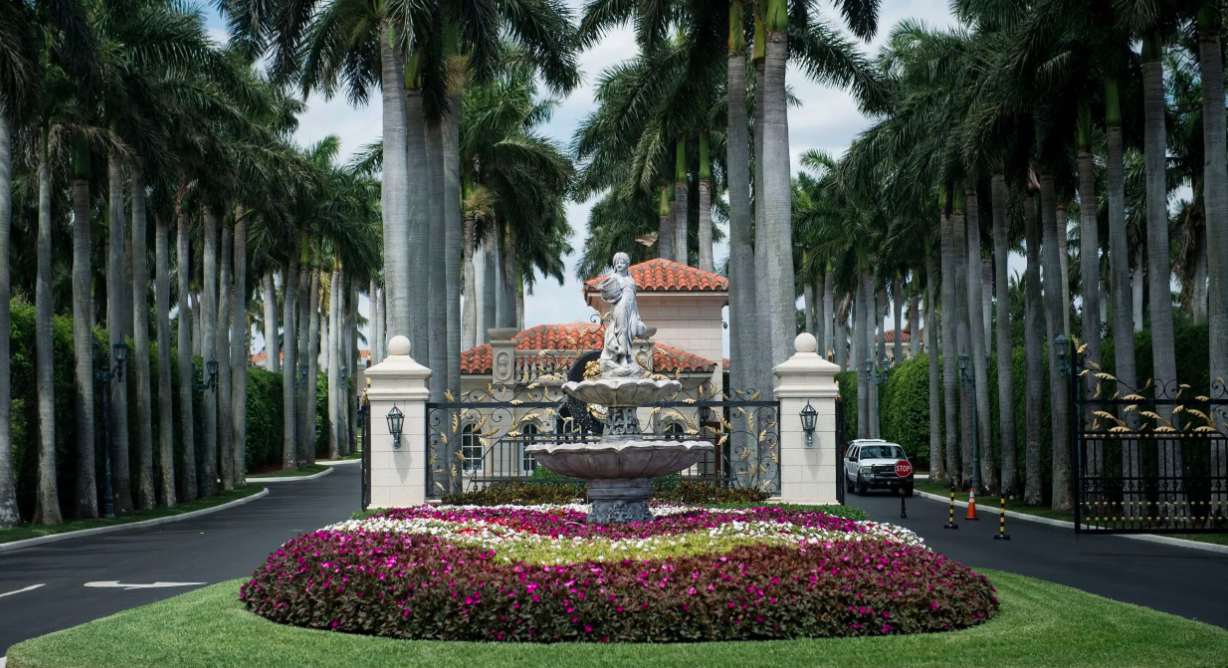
<box><xmin>526</xmin><ymin>439</ymin><xmax>715</xmax><ymax>523</ymax></box>
<box><xmin>525</xmin><ymin>439</ymin><xmax>714</xmax><ymax>480</ymax></box>
<box><xmin>561</xmin><ymin>377</ymin><xmax>681</xmax><ymax>407</ymax></box>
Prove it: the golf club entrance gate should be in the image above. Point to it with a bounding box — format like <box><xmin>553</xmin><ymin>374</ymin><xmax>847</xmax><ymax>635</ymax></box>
<box><xmin>1070</xmin><ymin>341</ymin><xmax>1228</xmax><ymax>534</ymax></box>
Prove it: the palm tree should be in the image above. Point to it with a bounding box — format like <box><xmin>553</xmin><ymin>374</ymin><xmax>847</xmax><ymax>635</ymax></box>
<box><xmin>1039</xmin><ymin>172</ymin><xmax>1072</xmax><ymax>510</ymax></box>
<box><xmin>1198</xmin><ymin>5</ymin><xmax>1228</xmax><ymax>409</ymax></box>
<box><xmin>964</xmin><ymin>186</ymin><xmax>994</xmax><ymax>493</ymax></box>
<box><xmin>990</xmin><ymin>172</ymin><xmax>1018</xmax><ymax>497</ymax></box>
<box><xmin>1022</xmin><ymin>189</ymin><xmax>1045</xmax><ymax>505</ymax></box>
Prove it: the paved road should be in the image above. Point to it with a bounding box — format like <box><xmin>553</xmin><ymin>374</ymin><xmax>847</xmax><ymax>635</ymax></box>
<box><xmin>0</xmin><ymin>464</ymin><xmax>362</xmax><ymax>655</ymax></box>
<box><xmin>848</xmin><ymin>489</ymin><xmax>1228</xmax><ymax>629</ymax></box>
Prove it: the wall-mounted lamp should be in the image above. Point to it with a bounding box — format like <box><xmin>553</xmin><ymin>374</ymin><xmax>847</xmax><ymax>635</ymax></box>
<box><xmin>386</xmin><ymin>404</ymin><xmax>404</xmax><ymax>449</ymax></box>
<box><xmin>800</xmin><ymin>401</ymin><xmax>818</xmax><ymax>447</ymax></box>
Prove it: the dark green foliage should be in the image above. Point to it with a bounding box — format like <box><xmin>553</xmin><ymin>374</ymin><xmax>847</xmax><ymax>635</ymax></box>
<box><xmin>879</xmin><ymin>355</ymin><xmax>931</xmax><ymax>463</ymax></box>
<box><xmin>7</xmin><ymin>300</ymin><xmax>311</xmax><ymax>521</ymax></box>
<box><xmin>440</xmin><ymin>481</ymin><xmax>771</xmax><ymax>507</ymax></box>
<box><xmin>835</xmin><ymin>371</ymin><xmax>857</xmax><ymax>443</ymax></box>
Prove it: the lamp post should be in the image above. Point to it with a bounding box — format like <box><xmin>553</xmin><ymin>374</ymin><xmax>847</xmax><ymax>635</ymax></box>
<box><xmin>958</xmin><ymin>352</ymin><xmax>980</xmax><ymax>493</ymax></box>
<box><xmin>193</xmin><ymin>359</ymin><xmax>218</xmax><ymax>499</ymax></box>
<box><xmin>386</xmin><ymin>404</ymin><xmax>404</xmax><ymax>449</ymax></box>
<box><xmin>93</xmin><ymin>341</ymin><xmax>130</xmax><ymax>518</ymax></box>
<box><xmin>865</xmin><ymin>358</ymin><xmax>888</xmax><ymax>438</ymax></box>
<box><xmin>800</xmin><ymin>401</ymin><xmax>818</xmax><ymax>447</ymax></box>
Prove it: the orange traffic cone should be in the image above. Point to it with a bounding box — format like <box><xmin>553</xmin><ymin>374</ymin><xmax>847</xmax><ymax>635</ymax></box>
<box><xmin>965</xmin><ymin>487</ymin><xmax>980</xmax><ymax>520</ymax></box>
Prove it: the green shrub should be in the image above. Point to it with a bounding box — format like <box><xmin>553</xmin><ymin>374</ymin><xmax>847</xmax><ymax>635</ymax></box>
<box><xmin>7</xmin><ymin>299</ymin><xmax>319</xmax><ymax>521</ymax></box>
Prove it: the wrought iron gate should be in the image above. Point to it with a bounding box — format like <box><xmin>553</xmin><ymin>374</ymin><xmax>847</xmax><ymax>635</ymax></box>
<box><xmin>835</xmin><ymin>395</ymin><xmax>847</xmax><ymax>506</ymax></box>
<box><xmin>424</xmin><ymin>383</ymin><xmax>781</xmax><ymax>499</ymax></box>
<box><xmin>360</xmin><ymin>394</ymin><xmax>371</xmax><ymax>511</ymax></box>
<box><xmin>1070</xmin><ymin>341</ymin><xmax>1228</xmax><ymax>534</ymax></box>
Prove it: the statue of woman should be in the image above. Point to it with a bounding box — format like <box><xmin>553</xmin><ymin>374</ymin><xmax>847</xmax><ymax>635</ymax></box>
<box><xmin>597</xmin><ymin>252</ymin><xmax>647</xmax><ymax>377</ymax></box>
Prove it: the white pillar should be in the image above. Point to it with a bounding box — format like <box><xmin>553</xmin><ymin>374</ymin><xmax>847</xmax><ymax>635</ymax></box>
<box><xmin>364</xmin><ymin>335</ymin><xmax>431</xmax><ymax>508</ymax></box>
<box><xmin>772</xmin><ymin>332</ymin><xmax>840</xmax><ymax>505</ymax></box>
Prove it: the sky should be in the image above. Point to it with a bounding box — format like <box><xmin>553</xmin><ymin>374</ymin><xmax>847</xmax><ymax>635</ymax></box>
<box><xmin>202</xmin><ymin>1</ymin><xmax>960</xmax><ymax>358</ymax></box>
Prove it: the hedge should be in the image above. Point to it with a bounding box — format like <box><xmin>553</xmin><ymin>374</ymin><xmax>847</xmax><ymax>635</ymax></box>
<box><xmin>839</xmin><ymin>322</ymin><xmax>1210</xmax><ymax>504</ymax></box>
<box><xmin>7</xmin><ymin>300</ymin><xmax>327</xmax><ymax>522</ymax></box>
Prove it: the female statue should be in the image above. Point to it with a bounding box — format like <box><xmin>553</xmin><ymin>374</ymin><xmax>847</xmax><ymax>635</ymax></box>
<box><xmin>597</xmin><ymin>252</ymin><xmax>647</xmax><ymax>377</ymax></box>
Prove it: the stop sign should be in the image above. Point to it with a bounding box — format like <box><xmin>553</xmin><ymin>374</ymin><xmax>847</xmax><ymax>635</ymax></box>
<box><xmin>894</xmin><ymin>460</ymin><xmax>913</xmax><ymax>478</ymax></box>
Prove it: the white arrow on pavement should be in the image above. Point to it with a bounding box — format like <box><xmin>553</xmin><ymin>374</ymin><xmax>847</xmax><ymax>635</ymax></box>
<box><xmin>84</xmin><ymin>581</ymin><xmax>206</xmax><ymax>591</ymax></box>
<box><xmin>0</xmin><ymin>584</ymin><xmax>44</xmax><ymax>599</ymax></box>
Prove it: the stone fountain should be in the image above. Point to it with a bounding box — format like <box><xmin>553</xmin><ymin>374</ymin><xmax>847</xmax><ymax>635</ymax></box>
<box><xmin>526</xmin><ymin>252</ymin><xmax>714</xmax><ymax>523</ymax></box>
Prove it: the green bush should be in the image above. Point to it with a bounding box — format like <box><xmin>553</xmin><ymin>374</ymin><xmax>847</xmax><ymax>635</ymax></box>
<box><xmin>7</xmin><ymin>299</ymin><xmax>320</xmax><ymax>521</ymax></box>
<box><xmin>879</xmin><ymin>355</ymin><xmax>932</xmax><ymax>463</ymax></box>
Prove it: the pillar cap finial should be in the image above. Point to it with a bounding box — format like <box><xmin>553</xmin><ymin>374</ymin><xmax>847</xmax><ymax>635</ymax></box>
<box><xmin>794</xmin><ymin>332</ymin><xmax>817</xmax><ymax>354</ymax></box>
<box><xmin>388</xmin><ymin>335</ymin><xmax>411</xmax><ymax>356</ymax></box>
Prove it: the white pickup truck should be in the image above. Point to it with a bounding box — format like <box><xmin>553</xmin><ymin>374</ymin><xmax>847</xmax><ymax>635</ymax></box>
<box><xmin>843</xmin><ymin>439</ymin><xmax>914</xmax><ymax>496</ymax></box>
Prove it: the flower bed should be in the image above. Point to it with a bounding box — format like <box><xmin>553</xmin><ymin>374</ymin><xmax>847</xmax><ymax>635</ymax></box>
<box><xmin>241</xmin><ymin>505</ymin><xmax>997</xmax><ymax>643</ymax></box>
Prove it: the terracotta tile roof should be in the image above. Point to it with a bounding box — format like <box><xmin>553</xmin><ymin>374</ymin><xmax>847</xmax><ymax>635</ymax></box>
<box><xmin>459</xmin><ymin>322</ymin><xmax>716</xmax><ymax>375</ymax></box>
<box><xmin>584</xmin><ymin>258</ymin><xmax>728</xmax><ymax>294</ymax></box>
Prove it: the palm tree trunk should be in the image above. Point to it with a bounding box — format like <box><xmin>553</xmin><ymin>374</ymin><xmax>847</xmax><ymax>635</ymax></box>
<box><xmin>381</xmin><ymin>26</ymin><xmax>411</xmax><ymax>349</ymax></box>
<box><xmin>674</xmin><ymin>138</ymin><xmax>689</xmax><ymax>265</ymax></box>
<box><xmin>231</xmin><ymin>210</ymin><xmax>247</xmax><ymax>482</ymax></box>
<box><xmin>371</xmin><ymin>280</ymin><xmax>383</xmax><ymax>363</ymax></box>
<box><xmin>1057</xmin><ymin>205</ymin><xmax>1071</xmax><ymax>337</ymax></box>
<box><xmin>426</xmin><ymin>115</ymin><xmax>447</xmax><ymax>399</ymax></box>
<box><xmin>908</xmin><ymin>281</ymin><xmax>921</xmax><ymax>358</ymax></box>
<box><xmin>1077</xmin><ymin>145</ymin><xmax>1103</xmax><ymax>482</ymax></box>
<box><xmin>753</xmin><ymin>53</ymin><xmax>771</xmax><ymax>396</ymax></box>
<box><xmin>834</xmin><ymin>296</ymin><xmax>848</xmax><ymax>370</ymax></box>
<box><xmin>305</xmin><ymin>266</ymin><xmax>321</xmax><ymax>465</ymax></box>
<box><xmin>35</xmin><ymin>150</ymin><xmax>61</xmax><ymax>524</ymax></box>
<box><xmin>406</xmin><ymin>83</ymin><xmax>428</xmax><ymax>360</ymax></box>
<box><xmin>803</xmin><ymin>282</ymin><xmax>815</xmax><ymax>336</ymax></box>
<box><xmin>892</xmin><ymin>277</ymin><xmax>903</xmax><ymax>364</ymax></box>
<box><xmin>129</xmin><ymin>165</ymin><xmax>155</xmax><ymax>508</ymax></box>
<box><xmin>218</xmin><ymin>226</ymin><xmax>233</xmax><ymax>491</ymax></box>
<box><xmin>1106</xmin><ymin>89</ymin><xmax>1141</xmax><ymax>512</ymax></box>
<box><xmin>444</xmin><ymin>92</ymin><xmax>462</xmax><ymax>394</ymax></box>
<box><xmin>872</xmin><ymin>285</ymin><xmax>883</xmax><ymax>437</ymax></box>
<box><xmin>855</xmin><ymin>272</ymin><xmax>869</xmax><ymax>438</ymax></box>
<box><xmin>1197</xmin><ymin>12</ymin><xmax>1228</xmax><ymax>518</ymax></box>
<box><xmin>328</xmin><ymin>268</ymin><xmax>340</xmax><ymax>459</ymax></box>
<box><xmin>192</xmin><ymin>292</ymin><xmax>201</xmax><ymax>357</ymax></box>
<box><xmin>296</xmin><ymin>262</ymin><xmax>310</xmax><ymax>464</ymax></box>
<box><xmin>727</xmin><ymin>13</ymin><xmax>754</xmax><ymax>401</ymax></box>
<box><xmin>698</xmin><ymin>136</ymin><xmax>714</xmax><ymax>272</ymax></box>
<box><xmin>965</xmin><ymin>189</ymin><xmax>994</xmax><ymax>494</ymax></box>
<box><xmin>926</xmin><ymin>244</ymin><xmax>944</xmax><ymax>482</ymax></box>
<box><xmin>1132</xmin><ymin>266</ymin><xmax>1144</xmax><ymax>331</ymax></box>
<box><xmin>0</xmin><ymin>113</ymin><xmax>16</xmax><ymax>527</ymax></box>
<box><xmin>875</xmin><ymin>286</ymin><xmax>888</xmax><ymax>368</ymax></box>
<box><xmin>155</xmin><ymin>213</ymin><xmax>175</xmax><ymax>506</ymax></box>
<box><xmin>108</xmin><ymin>152</ymin><xmax>134</xmax><ymax>512</ymax></box>
<box><xmin>347</xmin><ymin>279</ymin><xmax>360</xmax><ymax>454</ymax></box>
<box><xmin>71</xmin><ymin>166</ymin><xmax>97</xmax><ymax>517</ymax></box>
<box><xmin>281</xmin><ymin>252</ymin><xmax>298</xmax><ymax>470</ymax></box>
<box><xmin>658</xmin><ymin>185</ymin><xmax>672</xmax><ymax>260</ymax></box>
<box><xmin>200</xmin><ymin>207</ymin><xmax>219</xmax><ymax>498</ymax></box>
<box><xmin>822</xmin><ymin>268</ymin><xmax>834</xmax><ymax>359</ymax></box>
<box><xmin>500</xmin><ymin>224</ymin><xmax>518</xmax><ymax>329</ymax></box>
<box><xmin>981</xmin><ymin>260</ymin><xmax>993</xmax><ymax>346</ymax></box>
<box><xmin>483</xmin><ymin>228</ymin><xmax>497</xmax><ymax>338</ymax></box>
<box><xmin>262</xmin><ymin>273</ymin><xmax>278</xmax><ymax>372</ymax></box>
<box><xmin>1040</xmin><ymin>174</ymin><xmax>1072</xmax><ymax>510</ymax></box>
<box><xmin>462</xmin><ymin>212</ymin><xmax>477</xmax><ymax>352</ymax></box>
<box><xmin>176</xmin><ymin>206</ymin><xmax>196</xmax><ymax>501</ymax></box>
<box><xmin>1023</xmin><ymin>192</ymin><xmax>1045</xmax><ymax>505</ymax></box>
<box><xmin>952</xmin><ymin>199</ymin><xmax>973</xmax><ymax>486</ymax></box>
<box><xmin>762</xmin><ymin>18</ymin><xmax>795</xmax><ymax>377</ymax></box>
<box><xmin>992</xmin><ymin>174</ymin><xmax>1018</xmax><ymax>498</ymax></box>
<box><xmin>940</xmin><ymin>206</ymin><xmax>961</xmax><ymax>489</ymax></box>
<box><xmin>1143</xmin><ymin>36</ymin><xmax>1183</xmax><ymax>513</ymax></box>
<box><xmin>473</xmin><ymin>244</ymin><xmax>485</xmax><ymax>348</ymax></box>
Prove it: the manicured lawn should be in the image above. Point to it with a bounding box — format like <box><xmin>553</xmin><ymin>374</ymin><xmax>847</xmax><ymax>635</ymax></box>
<box><xmin>8</xmin><ymin>570</ymin><xmax>1228</xmax><ymax>668</ymax></box>
<box><xmin>246</xmin><ymin>463</ymin><xmax>329</xmax><ymax>479</ymax></box>
<box><xmin>914</xmin><ymin>481</ymin><xmax>1228</xmax><ymax>546</ymax></box>
<box><xmin>0</xmin><ymin>486</ymin><xmax>265</xmax><ymax>545</ymax></box>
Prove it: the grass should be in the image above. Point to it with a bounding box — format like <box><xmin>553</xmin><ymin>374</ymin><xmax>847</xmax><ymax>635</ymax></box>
<box><xmin>914</xmin><ymin>481</ymin><xmax>1228</xmax><ymax>546</ymax></box>
<box><xmin>8</xmin><ymin>569</ymin><xmax>1228</xmax><ymax>668</ymax></box>
<box><xmin>0</xmin><ymin>486</ymin><xmax>265</xmax><ymax>545</ymax></box>
<box><xmin>246</xmin><ymin>463</ymin><xmax>329</xmax><ymax>479</ymax></box>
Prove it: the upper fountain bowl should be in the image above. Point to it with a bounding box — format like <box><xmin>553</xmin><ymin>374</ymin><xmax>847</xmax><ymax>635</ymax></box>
<box><xmin>561</xmin><ymin>377</ymin><xmax>682</xmax><ymax>407</ymax></box>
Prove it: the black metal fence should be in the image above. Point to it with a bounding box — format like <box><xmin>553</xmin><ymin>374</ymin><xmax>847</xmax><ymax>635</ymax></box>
<box><xmin>424</xmin><ymin>385</ymin><xmax>781</xmax><ymax>498</ymax></box>
<box><xmin>1071</xmin><ymin>342</ymin><xmax>1228</xmax><ymax>534</ymax></box>
<box><xmin>360</xmin><ymin>396</ymin><xmax>371</xmax><ymax>511</ymax></box>
<box><xmin>835</xmin><ymin>396</ymin><xmax>847</xmax><ymax>506</ymax></box>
